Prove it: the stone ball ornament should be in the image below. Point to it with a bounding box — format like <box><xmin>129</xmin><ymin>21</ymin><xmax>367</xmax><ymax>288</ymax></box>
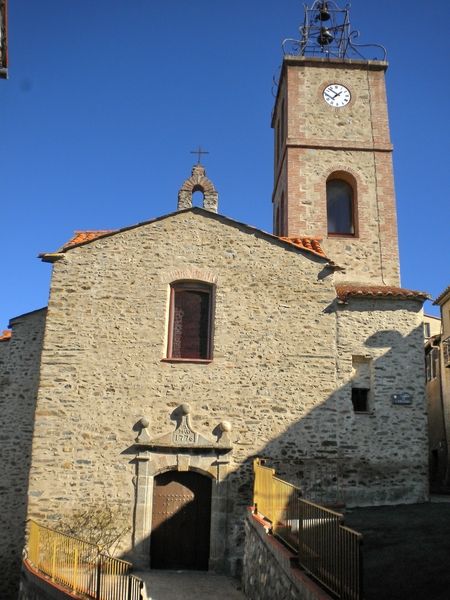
<box><xmin>179</xmin><ymin>403</ymin><xmax>191</xmax><ymax>415</ymax></box>
<box><xmin>219</xmin><ymin>420</ymin><xmax>232</xmax><ymax>432</ymax></box>
<box><xmin>140</xmin><ymin>417</ymin><xmax>150</xmax><ymax>428</ymax></box>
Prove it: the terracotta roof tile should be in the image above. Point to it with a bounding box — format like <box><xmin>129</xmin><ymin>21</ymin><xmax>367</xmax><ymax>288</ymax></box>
<box><xmin>434</xmin><ymin>284</ymin><xmax>450</xmax><ymax>306</ymax></box>
<box><xmin>336</xmin><ymin>284</ymin><xmax>430</xmax><ymax>303</ymax></box>
<box><xmin>279</xmin><ymin>236</ymin><xmax>327</xmax><ymax>258</ymax></box>
<box><xmin>60</xmin><ymin>228</ymin><xmax>328</xmax><ymax>260</ymax></box>
<box><xmin>0</xmin><ymin>329</ymin><xmax>12</xmax><ymax>342</ymax></box>
<box><xmin>62</xmin><ymin>230</ymin><xmax>116</xmax><ymax>250</ymax></box>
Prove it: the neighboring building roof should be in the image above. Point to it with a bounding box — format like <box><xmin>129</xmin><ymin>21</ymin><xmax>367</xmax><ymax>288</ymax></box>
<box><xmin>335</xmin><ymin>285</ymin><xmax>430</xmax><ymax>303</ymax></box>
<box><xmin>0</xmin><ymin>329</ymin><xmax>11</xmax><ymax>342</ymax></box>
<box><xmin>434</xmin><ymin>285</ymin><xmax>450</xmax><ymax>306</ymax></box>
<box><xmin>8</xmin><ymin>307</ymin><xmax>48</xmax><ymax>327</ymax></box>
<box><xmin>43</xmin><ymin>208</ymin><xmax>332</xmax><ymax>263</ymax></box>
<box><xmin>424</xmin><ymin>314</ymin><xmax>441</xmax><ymax>321</ymax></box>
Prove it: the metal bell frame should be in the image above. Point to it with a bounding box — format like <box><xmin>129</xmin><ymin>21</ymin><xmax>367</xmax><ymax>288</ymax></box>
<box><xmin>282</xmin><ymin>1</ymin><xmax>387</xmax><ymax>61</ymax></box>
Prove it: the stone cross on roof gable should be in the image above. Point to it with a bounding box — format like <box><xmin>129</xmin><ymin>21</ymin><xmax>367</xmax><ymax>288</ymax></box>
<box><xmin>177</xmin><ymin>164</ymin><xmax>218</xmax><ymax>213</ymax></box>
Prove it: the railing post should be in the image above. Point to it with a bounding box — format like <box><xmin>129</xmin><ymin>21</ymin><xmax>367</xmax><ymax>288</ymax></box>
<box><xmin>297</xmin><ymin>495</ymin><xmax>303</xmax><ymax>564</ymax></box>
<box><xmin>96</xmin><ymin>555</ymin><xmax>102</xmax><ymax>600</ymax></box>
<box><xmin>51</xmin><ymin>539</ymin><xmax>57</xmax><ymax>581</ymax></box>
<box><xmin>72</xmin><ymin>547</ymin><xmax>79</xmax><ymax>593</ymax></box>
<box><xmin>269</xmin><ymin>466</ymin><xmax>273</xmax><ymax>527</ymax></box>
<box><xmin>359</xmin><ymin>535</ymin><xmax>364</xmax><ymax>600</ymax></box>
<box><xmin>253</xmin><ymin>458</ymin><xmax>259</xmax><ymax>512</ymax></box>
<box><xmin>127</xmin><ymin>575</ymin><xmax>132</xmax><ymax>600</ymax></box>
<box><xmin>35</xmin><ymin>524</ymin><xmax>40</xmax><ymax>569</ymax></box>
<box><xmin>338</xmin><ymin>524</ymin><xmax>343</xmax><ymax>599</ymax></box>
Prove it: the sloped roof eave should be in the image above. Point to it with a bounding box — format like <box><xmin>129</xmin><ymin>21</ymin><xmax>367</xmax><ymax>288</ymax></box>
<box><xmin>8</xmin><ymin>307</ymin><xmax>48</xmax><ymax>326</ymax></box>
<box><xmin>434</xmin><ymin>285</ymin><xmax>450</xmax><ymax>306</ymax></box>
<box><xmin>42</xmin><ymin>207</ymin><xmax>333</xmax><ymax>263</ymax></box>
<box><xmin>0</xmin><ymin>329</ymin><xmax>12</xmax><ymax>342</ymax></box>
<box><xmin>335</xmin><ymin>284</ymin><xmax>430</xmax><ymax>303</ymax></box>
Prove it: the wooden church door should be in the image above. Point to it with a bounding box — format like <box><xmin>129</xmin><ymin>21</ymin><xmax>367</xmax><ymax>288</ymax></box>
<box><xmin>150</xmin><ymin>471</ymin><xmax>212</xmax><ymax>570</ymax></box>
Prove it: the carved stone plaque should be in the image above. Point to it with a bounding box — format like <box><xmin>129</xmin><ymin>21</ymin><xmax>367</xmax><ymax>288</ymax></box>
<box><xmin>173</xmin><ymin>420</ymin><xmax>197</xmax><ymax>445</ymax></box>
<box><xmin>134</xmin><ymin>403</ymin><xmax>232</xmax><ymax>451</ymax></box>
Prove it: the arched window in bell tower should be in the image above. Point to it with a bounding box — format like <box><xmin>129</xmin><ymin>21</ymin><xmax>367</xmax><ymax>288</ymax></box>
<box><xmin>326</xmin><ymin>175</ymin><xmax>356</xmax><ymax>236</ymax></box>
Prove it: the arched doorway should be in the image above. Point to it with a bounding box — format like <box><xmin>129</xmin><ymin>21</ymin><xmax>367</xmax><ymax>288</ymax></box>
<box><xmin>150</xmin><ymin>470</ymin><xmax>212</xmax><ymax>570</ymax></box>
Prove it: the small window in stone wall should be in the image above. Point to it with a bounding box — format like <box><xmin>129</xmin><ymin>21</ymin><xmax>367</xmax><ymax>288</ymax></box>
<box><xmin>167</xmin><ymin>281</ymin><xmax>213</xmax><ymax>361</ymax></box>
<box><xmin>351</xmin><ymin>388</ymin><xmax>369</xmax><ymax>412</ymax></box>
<box><xmin>351</xmin><ymin>356</ymin><xmax>372</xmax><ymax>413</ymax></box>
<box><xmin>425</xmin><ymin>347</ymin><xmax>439</xmax><ymax>381</ymax></box>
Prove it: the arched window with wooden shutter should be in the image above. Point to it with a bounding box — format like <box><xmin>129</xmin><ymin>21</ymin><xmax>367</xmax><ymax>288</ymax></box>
<box><xmin>167</xmin><ymin>281</ymin><xmax>213</xmax><ymax>361</ymax></box>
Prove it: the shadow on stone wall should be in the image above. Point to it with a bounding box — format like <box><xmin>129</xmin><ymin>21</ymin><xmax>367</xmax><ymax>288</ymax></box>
<box><xmin>119</xmin><ymin>324</ymin><xmax>427</xmax><ymax>576</ymax></box>
<box><xmin>5</xmin><ymin>319</ymin><xmax>427</xmax><ymax>592</ymax></box>
<box><xmin>0</xmin><ymin>309</ymin><xmax>46</xmax><ymax>599</ymax></box>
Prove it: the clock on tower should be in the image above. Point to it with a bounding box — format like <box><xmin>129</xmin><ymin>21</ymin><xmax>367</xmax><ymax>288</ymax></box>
<box><xmin>272</xmin><ymin>0</ymin><xmax>400</xmax><ymax>286</ymax></box>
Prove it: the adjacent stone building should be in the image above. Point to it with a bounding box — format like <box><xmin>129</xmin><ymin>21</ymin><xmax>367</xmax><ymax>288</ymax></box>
<box><xmin>0</xmin><ymin>3</ymin><xmax>430</xmax><ymax>597</ymax></box>
<box><xmin>0</xmin><ymin>0</ymin><xmax>7</xmax><ymax>80</ymax></box>
<box><xmin>425</xmin><ymin>286</ymin><xmax>450</xmax><ymax>492</ymax></box>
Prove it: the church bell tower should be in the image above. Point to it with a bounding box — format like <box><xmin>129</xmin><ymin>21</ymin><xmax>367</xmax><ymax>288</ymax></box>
<box><xmin>272</xmin><ymin>1</ymin><xmax>400</xmax><ymax>286</ymax></box>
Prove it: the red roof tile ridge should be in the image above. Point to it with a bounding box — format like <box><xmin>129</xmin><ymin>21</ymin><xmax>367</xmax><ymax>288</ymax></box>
<box><xmin>63</xmin><ymin>230</ymin><xmax>117</xmax><ymax>249</ymax></box>
<box><xmin>279</xmin><ymin>236</ymin><xmax>327</xmax><ymax>258</ymax></box>
<box><xmin>0</xmin><ymin>329</ymin><xmax>12</xmax><ymax>341</ymax></box>
<box><xmin>335</xmin><ymin>284</ymin><xmax>430</xmax><ymax>302</ymax></box>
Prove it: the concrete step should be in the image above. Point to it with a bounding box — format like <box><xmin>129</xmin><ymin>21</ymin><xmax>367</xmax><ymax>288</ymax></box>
<box><xmin>135</xmin><ymin>570</ymin><xmax>247</xmax><ymax>600</ymax></box>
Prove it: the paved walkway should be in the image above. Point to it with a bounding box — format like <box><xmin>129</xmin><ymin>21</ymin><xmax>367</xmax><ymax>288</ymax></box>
<box><xmin>345</xmin><ymin>501</ymin><xmax>450</xmax><ymax>600</ymax></box>
<box><xmin>136</xmin><ymin>570</ymin><xmax>247</xmax><ymax>600</ymax></box>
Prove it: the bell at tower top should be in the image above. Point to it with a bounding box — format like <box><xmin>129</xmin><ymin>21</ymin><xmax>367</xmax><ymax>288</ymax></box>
<box><xmin>282</xmin><ymin>1</ymin><xmax>386</xmax><ymax>62</ymax></box>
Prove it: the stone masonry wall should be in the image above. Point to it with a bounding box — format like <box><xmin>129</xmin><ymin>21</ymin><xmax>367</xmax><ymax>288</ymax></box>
<box><xmin>0</xmin><ymin>309</ymin><xmax>46</xmax><ymax>599</ymax></box>
<box><xmin>438</xmin><ymin>293</ymin><xmax>450</xmax><ymax>487</ymax></box>
<box><xmin>25</xmin><ymin>209</ymin><xmax>427</xmax><ymax>574</ymax></box>
<box><xmin>286</xmin><ymin>146</ymin><xmax>399</xmax><ymax>286</ymax></box>
<box><xmin>27</xmin><ymin>211</ymin><xmax>338</xmax><ymax>574</ymax></box>
<box><xmin>243</xmin><ymin>511</ymin><xmax>331</xmax><ymax>600</ymax></box>
<box><xmin>335</xmin><ymin>298</ymin><xmax>428</xmax><ymax>506</ymax></box>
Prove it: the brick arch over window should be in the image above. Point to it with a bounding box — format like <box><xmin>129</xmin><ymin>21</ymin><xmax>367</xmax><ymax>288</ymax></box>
<box><xmin>326</xmin><ymin>171</ymin><xmax>358</xmax><ymax>237</ymax></box>
<box><xmin>177</xmin><ymin>164</ymin><xmax>218</xmax><ymax>213</ymax></box>
<box><xmin>161</xmin><ymin>269</ymin><xmax>218</xmax><ymax>285</ymax></box>
<box><xmin>166</xmin><ymin>280</ymin><xmax>214</xmax><ymax>362</ymax></box>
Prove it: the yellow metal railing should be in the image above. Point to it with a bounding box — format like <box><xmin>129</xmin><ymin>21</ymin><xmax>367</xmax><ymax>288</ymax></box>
<box><xmin>253</xmin><ymin>459</ymin><xmax>363</xmax><ymax>600</ymax></box>
<box><xmin>253</xmin><ymin>458</ymin><xmax>301</xmax><ymax>551</ymax></box>
<box><xmin>26</xmin><ymin>520</ymin><xmax>144</xmax><ymax>600</ymax></box>
<box><xmin>299</xmin><ymin>499</ymin><xmax>363</xmax><ymax>600</ymax></box>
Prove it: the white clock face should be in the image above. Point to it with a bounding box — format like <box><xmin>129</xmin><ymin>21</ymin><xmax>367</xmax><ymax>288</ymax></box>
<box><xmin>323</xmin><ymin>83</ymin><xmax>351</xmax><ymax>108</ymax></box>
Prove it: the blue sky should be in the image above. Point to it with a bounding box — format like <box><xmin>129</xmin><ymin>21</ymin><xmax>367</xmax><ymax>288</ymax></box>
<box><xmin>1</xmin><ymin>0</ymin><xmax>449</xmax><ymax>328</ymax></box>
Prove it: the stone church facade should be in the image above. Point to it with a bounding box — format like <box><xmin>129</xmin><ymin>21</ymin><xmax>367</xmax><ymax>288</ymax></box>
<box><xmin>0</xmin><ymin>6</ymin><xmax>429</xmax><ymax>597</ymax></box>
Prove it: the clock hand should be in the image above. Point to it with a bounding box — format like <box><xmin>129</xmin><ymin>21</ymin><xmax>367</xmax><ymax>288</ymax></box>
<box><xmin>324</xmin><ymin>92</ymin><xmax>335</xmax><ymax>100</ymax></box>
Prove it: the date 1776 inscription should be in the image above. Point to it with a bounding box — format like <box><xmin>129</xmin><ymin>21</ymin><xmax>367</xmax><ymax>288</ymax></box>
<box><xmin>173</xmin><ymin>422</ymin><xmax>196</xmax><ymax>445</ymax></box>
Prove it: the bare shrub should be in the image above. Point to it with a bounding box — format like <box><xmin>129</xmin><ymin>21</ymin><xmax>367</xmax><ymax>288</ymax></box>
<box><xmin>57</xmin><ymin>502</ymin><xmax>130</xmax><ymax>556</ymax></box>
